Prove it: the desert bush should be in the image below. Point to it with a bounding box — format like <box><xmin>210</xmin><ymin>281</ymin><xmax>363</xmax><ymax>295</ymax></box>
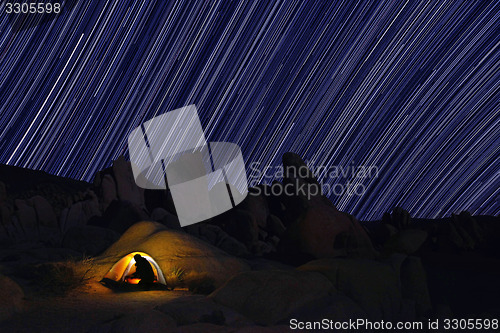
<box><xmin>34</xmin><ymin>256</ymin><xmax>95</xmax><ymax>295</ymax></box>
<box><xmin>164</xmin><ymin>266</ymin><xmax>185</xmax><ymax>290</ymax></box>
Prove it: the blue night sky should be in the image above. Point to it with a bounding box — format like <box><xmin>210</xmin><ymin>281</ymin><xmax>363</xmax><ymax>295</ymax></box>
<box><xmin>0</xmin><ymin>0</ymin><xmax>498</xmax><ymax>220</ymax></box>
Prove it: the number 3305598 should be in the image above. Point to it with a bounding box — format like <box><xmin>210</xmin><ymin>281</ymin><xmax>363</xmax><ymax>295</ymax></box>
<box><xmin>5</xmin><ymin>2</ymin><xmax>61</xmax><ymax>14</ymax></box>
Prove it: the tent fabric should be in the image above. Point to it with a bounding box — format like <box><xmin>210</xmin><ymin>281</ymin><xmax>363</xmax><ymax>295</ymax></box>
<box><xmin>103</xmin><ymin>252</ymin><xmax>166</xmax><ymax>285</ymax></box>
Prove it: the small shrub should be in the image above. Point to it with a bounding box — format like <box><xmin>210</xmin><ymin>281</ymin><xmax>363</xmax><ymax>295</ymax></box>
<box><xmin>34</xmin><ymin>256</ymin><xmax>95</xmax><ymax>296</ymax></box>
<box><xmin>165</xmin><ymin>266</ymin><xmax>185</xmax><ymax>290</ymax></box>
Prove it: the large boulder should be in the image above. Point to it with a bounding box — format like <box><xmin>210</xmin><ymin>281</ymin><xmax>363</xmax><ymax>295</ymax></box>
<box><xmin>150</xmin><ymin>208</ymin><xmax>182</xmax><ymax>229</ymax></box>
<box><xmin>0</xmin><ymin>181</ymin><xmax>6</xmax><ymax>202</ymax></box>
<box><xmin>100</xmin><ymin>174</ymin><xmax>118</xmax><ymax>212</ymax></box>
<box><xmin>215</xmin><ymin>209</ymin><xmax>259</xmax><ymax>249</ymax></box>
<box><xmin>210</xmin><ymin>270</ymin><xmax>333</xmax><ymax>325</ymax></box>
<box><xmin>0</xmin><ymin>202</ymin><xmax>15</xmax><ymax>238</ymax></box>
<box><xmin>93</xmin><ymin>221</ymin><xmax>249</xmax><ymax>287</ymax></box>
<box><xmin>286</xmin><ymin>293</ymin><xmax>366</xmax><ymax>325</ymax></box>
<box><xmin>399</xmin><ymin>256</ymin><xmax>432</xmax><ymax>317</ymax></box>
<box><xmin>266</xmin><ymin>214</ymin><xmax>286</xmax><ymax>237</ymax></box>
<box><xmin>185</xmin><ymin>223</ymin><xmax>249</xmax><ymax>257</ymax></box>
<box><xmin>278</xmin><ymin>153</ymin><xmax>374</xmax><ymax>259</ymax></box>
<box><xmin>103</xmin><ymin>200</ymin><xmax>149</xmax><ymax>234</ymax></box>
<box><xmin>93</xmin><ymin>310</ymin><xmax>176</xmax><ymax>333</ymax></box>
<box><xmin>60</xmin><ymin>195</ymin><xmax>101</xmax><ymax>231</ymax></box>
<box><xmin>237</xmin><ymin>189</ymin><xmax>270</xmax><ymax>228</ymax></box>
<box><xmin>388</xmin><ymin>207</ymin><xmax>411</xmax><ymax>230</ymax></box>
<box><xmin>156</xmin><ymin>295</ymin><xmax>252</xmax><ymax>327</ymax></box>
<box><xmin>112</xmin><ymin>156</ymin><xmax>145</xmax><ymax>209</ymax></box>
<box><xmin>62</xmin><ymin>225</ymin><xmax>120</xmax><ymax>256</ymax></box>
<box><xmin>14</xmin><ymin>199</ymin><xmax>37</xmax><ymax>230</ymax></box>
<box><xmin>298</xmin><ymin>258</ymin><xmax>412</xmax><ymax>321</ymax></box>
<box><xmin>29</xmin><ymin>195</ymin><xmax>57</xmax><ymax>228</ymax></box>
<box><xmin>281</xmin><ymin>197</ymin><xmax>374</xmax><ymax>258</ymax></box>
<box><xmin>384</xmin><ymin>229</ymin><xmax>428</xmax><ymax>254</ymax></box>
<box><xmin>0</xmin><ymin>274</ymin><xmax>24</xmax><ymax>321</ymax></box>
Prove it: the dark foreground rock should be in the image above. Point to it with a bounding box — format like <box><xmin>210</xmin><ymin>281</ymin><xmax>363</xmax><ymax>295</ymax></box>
<box><xmin>210</xmin><ymin>270</ymin><xmax>333</xmax><ymax>325</ymax></box>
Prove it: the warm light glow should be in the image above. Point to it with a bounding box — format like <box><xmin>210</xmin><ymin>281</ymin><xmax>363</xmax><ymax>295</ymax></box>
<box><xmin>124</xmin><ymin>277</ymin><xmax>141</xmax><ymax>285</ymax></box>
<box><xmin>103</xmin><ymin>251</ymin><xmax>166</xmax><ymax>285</ymax></box>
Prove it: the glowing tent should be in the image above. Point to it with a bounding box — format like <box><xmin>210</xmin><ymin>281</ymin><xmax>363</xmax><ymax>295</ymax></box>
<box><xmin>102</xmin><ymin>252</ymin><xmax>166</xmax><ymax>285</ymax></box>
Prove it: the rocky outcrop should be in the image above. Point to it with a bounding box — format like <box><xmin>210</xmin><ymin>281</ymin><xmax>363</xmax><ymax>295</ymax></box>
<box><xmin>298</xmin><ymin>256</ymin><xmax>422</xmax><ymax>321</ymax></box>
<box><xmin>91</xmin><ymin>310</ymin><xmax>176</xmax><ymax>333</ymax></box>
<box><xmin>156</xmin><ymin>296</ymin><xmax>252</xmax><ymax>327</ymax></box>
<box><xmin>210</xmin><ymin>270</ymin><xmax>333</xmax><ymax>325</ymax></box>
<box><xmin>185</xmin><ymin>223</ymin><xmax>249</xmax><ymax>257</ymax></box>
<box><xmin>62</xmin><ymin>225</ymin><xmax>119</xmax><ymax>256</ymax></box>
<box><xmin>277</xmin><ymin>153</ymin><xmax>374</xmax><ymax>259</ymax></box>
<box><xmin>112</xmin><ymin>156</ymin><xmax>145</xmax><ymax>209</ymax></box>
<box><xmin>0</xmin><ymin>274</ymin><xmax>24</xmax><ymax>321</ymax></box>
<box><xmin>102</xmin><ymin>200</ymin><xmax>149</xmax><ymax>234</ymax></box>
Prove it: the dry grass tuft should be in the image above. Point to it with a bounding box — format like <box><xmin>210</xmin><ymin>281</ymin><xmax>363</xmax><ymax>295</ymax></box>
<box><xmin>34</xmin><ymin>256</ymin><xmax>95</xmax><ymax>296</ymax></box>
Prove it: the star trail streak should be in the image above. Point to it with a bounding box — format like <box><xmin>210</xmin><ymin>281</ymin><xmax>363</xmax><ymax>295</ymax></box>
<box><xmin>0</xmin><ymin>0</ymin><xmax>499</xmax><ymax>220</ymax></box>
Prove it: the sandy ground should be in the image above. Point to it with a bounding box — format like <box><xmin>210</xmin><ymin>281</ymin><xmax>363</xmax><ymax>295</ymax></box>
<box><xmin>0</xmin><ymin>281</ymin><xmax>191</xmax><ymax>333</ymax></box>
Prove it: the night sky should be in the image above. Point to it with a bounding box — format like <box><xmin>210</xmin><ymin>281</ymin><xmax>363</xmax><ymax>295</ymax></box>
<box><xmin>0</xmin><ymin>0</ymin><xmax>498</xmax><ymax>220</ymax></box>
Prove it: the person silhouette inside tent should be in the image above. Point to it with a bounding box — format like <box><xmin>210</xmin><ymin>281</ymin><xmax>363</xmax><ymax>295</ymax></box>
<box><xmin>129</xmin><ymin>254</ymin><xmax>155</xmax><ymax>290</ymax></box>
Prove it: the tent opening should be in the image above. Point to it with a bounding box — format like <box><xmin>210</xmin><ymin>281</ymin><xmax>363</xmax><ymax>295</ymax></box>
<box><xmin>102</xmin><ymin>252</ymin><xmax>166</xmax><ymax>286</ymax></box>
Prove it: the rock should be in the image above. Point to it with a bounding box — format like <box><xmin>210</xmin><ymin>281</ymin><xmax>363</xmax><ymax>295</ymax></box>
<box><xmin>30</xmin><ymin>195</ymin><xmax>57</xmax><ymax>228</ymax></box>
<box><xmin>210</xmin><ymin>270</ymin><xmax>333</xmax><ymax>325</ymax></box>
<box><xmin>370</xmin><ymin>223</ymin><xmax>398</xmax><ymax>246</ymax></box>
<box><xmin>185</xmin><ymin>223</ymin><xmax>249</xmax><ymax>257</ymax></box>
<box><xmin>298</xmin><ymin>258</ymin><xmax>407</xmax><ymax>321</ymax></box>
<box><xmin>258</xmin><ymin>228</ymin><xmax>268</xmax><ymax>240</ymax></box>
<box><xmin>389</xmin><ymin>207</ymin><xmax>411</xmax><ymax>230</ymax></box>
<box><xmin>156</xmin><ymin>295</ymin><xmax>251</xmax><ymax>327</ymax></box>
<box><xmin>250</xmin><ymin>240</ymin><xmax>275</xmax><ymax>256</ymax></box>
<box><xmin>144</xmin><ymin>189</ymin><xmax>177</xmax><ymax>216</ymax></box>
<box><xmin>0</xmin><ymin>202</ymin><xmax>14</xmax><ymax>235</ymax></box>
<box><xmin>104</xmin><ymin>200</ymin><xmax>149</xmax><ymax>234</ymax></box>
<box><xmin>0</xmin><ymin>274</ymin><xmax>24</xmax><ymax>321</ymax></box>
<box><xmin>385</xmin><ymin>229</ymin><xmax>428</xmax><ymax>254</ymax></box>
<box><xmin>62</xmin><ymin>225</ymin><xmax>120</xmax><ymax>256</ymax></box>
<box><xmin>219</xmin><ymin>209</ymin><xmax>258</xmax><ymax>248</ymax></box>
<box><xmin>285</xmin><ymin>293</ymin><xmax>366</xmax><ymax>324</ymax></box>
<box><xmin>61</xmin><ymin>197</ymin><xmax>101</xmax><ymax>231</ymax></box>
<box><xmin>157</xmin><ymin>210</ymin><xmax>182</xmax><ymax>229</ymax></box>
<box><xmin>150</xmin><ymin>207</ymin><xmax>182</xmax><ymax>229</ymax></box>
<box><xmin>112</xmin><ymin>156</ymin><xmax>145</xmax><ymax>208</ymax></box>
<box><xmin>234</xmin><ymin>326</ymin><xmax>294</xmax><ymax>332</ymax></box>
<box><xmin>266</xmin><ymin>182</ymin><xmax>288</xmax><ymax>221</ymax></box>
<box><xmin>444</xmin><ymin>222</ymin><xmax>476</xmax><ymax>251</ymax></box>
<box><xmin>266</xmin><ymin>214</ymin><xmax>286</xmax><ymax>236</ymax></box>
<box><xmin>91</xmin><ymin>310</ymin><xmax>176</xmax><ymax>333</ymax></box>
<box><xmin>150</xmin><ymin>207</ymin><xmax>170</xmax><ymax>222</ymax></box>
<box><xmin>14</xmin><ymin>199</ymin><xmax>37</xmax><ymax>230</ymax></box>
<box><xmin>93</xmin><ymin>221</ymin><xmax>249</xmax><ymax>288</ymax></box>
<box><xmin>0</xmin><ymin>181</ymin><xmax>6</xmax><ymax>202</ymax></box>
<box><xmin>399</xmin><ymin>256</ymin><xmax>432</xmax><ymax>316</ymax></box>
<box><xmin>282</xmin><ymin>152</ymin><xmax>321</xmax><ymax>192</ymax></box>
<box><xmin>275</xmin><ymin>153</ymin><xmax>374</xmax><ymax>259</ymax></box>
<box><xmin>110</xmin><ymin>310</ymin><xmax>175</xmax><ymax>333</ymax></box>
<box><xmin>100</xmin><ymin>174</ymin><xmax>118</xmax><ymax>212</ymax></box>
<box><xmin>237</xmin><ymin>189</ymin><xmax>269</xmax><ymax>228</ymax></box>
<box><xmin>284</xmin><ymin>196</ymin><xmax>374</xmax><ymax>258</ymax></box>
<box><xmin>170</xmin><ymin>323</ymin><xmax>231</xmax><ymax>333</ymax></box>
<box><xmin>449</xmin><ymin>212</ymin><xmax>484</xmax><ymax>250</ymax></box>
